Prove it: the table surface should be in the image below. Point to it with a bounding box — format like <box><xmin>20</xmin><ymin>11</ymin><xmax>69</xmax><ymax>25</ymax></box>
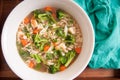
<box><xmin>0</xmin><ymin>0</ymin><xmax>120</xmax><ymax>80</ymax></box>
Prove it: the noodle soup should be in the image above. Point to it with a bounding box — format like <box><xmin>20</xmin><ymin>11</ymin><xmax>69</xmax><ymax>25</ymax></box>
<box><xmin>16</xmin><ymin>6</ymin><xmax>83</xmax><ymax>73</ymax></box>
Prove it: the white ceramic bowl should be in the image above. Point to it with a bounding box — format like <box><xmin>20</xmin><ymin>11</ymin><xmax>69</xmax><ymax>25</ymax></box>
<box><xmin>1</xmin><ymin>0</ymin><xmax>94</xmax><ymax>80</ymax></box>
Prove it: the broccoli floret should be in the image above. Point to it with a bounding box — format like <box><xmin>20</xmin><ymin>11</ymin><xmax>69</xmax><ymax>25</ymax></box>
<box><xmin>65</xmin><ymin>50</ymin><xmax>76</xmax><ymax>67</ymax></box>
<box><xmin>56</xmin><ymin>9</ymin><xmax>66</xmax><ymax>19</ymax></box>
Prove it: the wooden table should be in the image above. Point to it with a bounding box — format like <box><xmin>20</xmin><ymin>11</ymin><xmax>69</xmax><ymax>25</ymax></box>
<box><xmin>0</xmin><ymin>0</ymin><xmax>120</xmax><ymax>80</ymax></box>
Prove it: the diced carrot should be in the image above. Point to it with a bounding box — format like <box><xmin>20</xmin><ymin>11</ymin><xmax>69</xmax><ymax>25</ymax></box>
<box><xmin>29</xmin><ymin>60</ymin><xmax>35</xmax><ymax>68</ymax></box>
<box><xmin>44</xmin><ymin>6</ymin><xmax>53</xmax><ymax>12</ymax></box>
<box><xmin>60</xmin><ymin>65</ymin><xmax>66</xmax><ymax>71</ymax></box>
<box><xmin>24</xmin><ymin>17</ymin><xmax>30</xmax><ymax>24</ymax></box>
<box><xmin>52</xmin><ymin>42</ymin><xmax>57</xmax><ymax>47</ymax></box>
<box><xmin>44</xmin><ymin>45</ymin><xmax>50</xmax><ymax>51</ymax></box>
<box><xmin>21</xmin><ymin>39</ymin><xmax>28</xmax><ymax>47</ymax></box>
<box><xmin>33</xmin><ymin>28</ymin><xmax>40</xmax><ymax>34</ymax></box>
<box><xmin>75</xmin><ymin>47</ymin><xmax>81</xmax><ymax>54</ymax></box>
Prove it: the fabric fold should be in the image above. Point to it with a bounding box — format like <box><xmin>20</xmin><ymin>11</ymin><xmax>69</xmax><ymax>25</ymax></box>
<box><xmin>74</xmin><ymin>0</ymin><xmax>120</xmax><ymax>68</ymax></box>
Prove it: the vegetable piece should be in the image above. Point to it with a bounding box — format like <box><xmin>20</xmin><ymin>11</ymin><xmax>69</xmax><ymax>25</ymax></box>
<box><xmin>33</xmin><ymin>10</ymin><xmax>43</xmax><ymax>18</ymax></box>
<box><xmin>44</xmin><ymin>6</ymin><xmax>53</xmax><ymax>12</ymax></box>
<box><xmin>24</xmin><ymin>17</ymin><xmax>30</xmax><ymax>24</ymax></box>
<box><xmin>56</xmin><ymin>9</ymin><xmax>66</xmax><ymax>19</ymax></box>
<box><xmin>44</xmin><ymin>6</ymin><xmax>56</xmax><ymax>19</ymax></box>
<box><xmin>29</xmin><ymin>60</ymin><xmax>35</xmax><ymax>68</ymax></box>
<box><xmin>46</xmin><ymin>53</ymin><xmax>54</xmax><ymax>60</ymax></box>
<box><xmin>65</xmin><ymin>34</ymin><xmax>75</xmax><ymax>44</ymax></box>
<box><xmin>38</xmin><ymin>12</ymin><xmax>56</xmax><ymax>24</ymax></box>
<box><xmin>53</xmin><ymin>50</ymin><xmax>62</xmax><ymax>57</ymax></box>
<box><xmin>65</xmin><ymin>50</ymin><xmax>76</xmax><ymax>67</ymax></box>
<box><xmin>34</xmin><ymin>54</ymin><xmax>41</xmax><ymax>63</ymax></box>
<box><xmin>33</xmin><ymin>28</ymin><xmax>40</xmax><ymax>34</ymax></box>
<box><xmin>75</xmin><ymin>47</ymin><xmax>81</xmax><ymax>54</ymax></box>
<box><xmin>59</xmin><ymin>56</ymin><xmax>67</xmax><ymax>64</ymax></box>
<box><xmin>20</xmin><ymin>39</ymin><xmax>28</xmax><ymax>47</ymax></box>
<box><xmin>44</xmin><ymin>45</ymin><xmax>50</xmax><ymax>51</ymax></box>
<box><xmin>39</xmin><ymin>43</ymin><xmax>45</xmax><ymax>51</ymax></box>
<box><xmin>49</xmin><ymin>65</ymin><xmax>58</xmax><ymax>74</ymax></box>
<box><xmin>32</xmin><ymin>34</ymin><xmax>48</xmax><ymax>48</ymax></box>
<box><xmin>30</xmin><ymin>54</ymin><xmax>41</xmax><ymax>63</ymax></box>
<box><xmin>56</xmin><ymin>28</ymin><xmax>65</xmax><ymax>37</ymax></box>
<box><xmin>48</xmin><ymin>61</ymin><xmax>60</xmax><ymax>73</ymax></box>
<box><xmin>60</xmin><ymin>65</ymin><xmax>66</xmax><ymax>71</ymax></box>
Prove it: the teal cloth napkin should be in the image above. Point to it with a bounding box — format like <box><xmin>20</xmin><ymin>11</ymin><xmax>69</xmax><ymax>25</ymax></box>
<box><xmin>74</xmin><ymin>0</ymin><xmax>120</xmax><ymax>69</ymax></box>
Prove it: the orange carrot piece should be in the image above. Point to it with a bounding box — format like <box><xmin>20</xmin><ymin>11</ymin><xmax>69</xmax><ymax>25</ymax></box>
<box><xmin>24</xmin><ymin>17</ymin><xmax>29</xmax><ymax>24</ymax></box>
<box><xmin>52</xmin><ymin>42</ymin><xmax>57</xmax><ymax>47</ymax></box>
<box><xmin>21</xmin><ymin>39</ymin><xmax>28</xmax><ymax>47</ymax></box>
<box><xmin>44</xmin><ymin>45</ymin><xmax>50</xmax><ymax>51</ymax></box>
<box><xmin>60</xmin><ymin>65</ymin><xmax>66</xmax><ymax>71</ymax></box>
<box><xmin>29</xmin><ymin>60</ymin><xmax>35</xmax><ymax>68</ymax></box>
<box><xmin>75</xmin><ymin>47</ymin><xmax>81</xmax><ymax>54</ymax></box>
<box><xmin>33</xmin><ymin>28</ymin><xmax>40</xmax><ymax>34</ymax></box>
<box><xmin>44</xmin><ymin>6</ymin><xmax>53</xmax><ymax>12</ymax></box>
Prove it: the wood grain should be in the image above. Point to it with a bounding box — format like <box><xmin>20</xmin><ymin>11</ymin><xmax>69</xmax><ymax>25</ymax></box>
<box><xmin>0</xmin><ymin>0</ymin><xmax>120</xmax><ymax>80</ymax></box>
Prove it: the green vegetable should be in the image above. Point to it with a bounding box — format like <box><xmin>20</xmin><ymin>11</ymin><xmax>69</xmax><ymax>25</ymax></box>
<box><xmin>52</xmin><ymin>39</ymin><xmax>57</xmax><ymax>42</ymax></box>
<box><xmin>53</xmin><ymin>50</ymin><xmax>62</xmax><ymax>57</ymax></box>
<box><xmin>49</xmin><ymin>65</ymin><xmax>58</xmax><ymax>74</ymax></box>
<box><xmin>65</xmin><ymin>50</ymin><xmax>76</xmax><ymax>67</ymax></box>
<box><xmin>30</xmin><ymin>54</ymin><xmax>41</xmax><ymax>63</ymax></box>
<box><xmin>39</xmin><ymin>43</ymin><xmax>45</xmax><ymax>51</ymax></box>
<box><xmin>56</xmin><ymin>28</ymin><xmax>65</xmax><ymax>37</ymax></box>
<box><xmin>22</xmin><ymin>27</ymin><xmax>31</xmax><ymax>38</ymax></box>
<box><xmin>59</xmin><ymin>56</ymin><xmax>67</xmax><ymax>64</ymax></box>
<box><xmin>33</xmin><ymin>34</ymin><xmax>41</xmax><ymax>43</ymax></box>
<box><xmin>48</xmin><ymin>61</ymin><xmax>60</xmax><ymax>73</ymax></box>
<box><xmin>65</xmin><ymin>34</ymin><xmax>75</xmax><ymax>44</ymax></box>
<box><xmin>38</xmin><ymin>12</ymin><xmax>56</xmax><ymax>24</ymax></box>
<box><xmin>46</xmin><ymin>53</ymin><xmax>54</xmax><ymax>60</ymax></box>
<box><xmin>56</xmin><ymin>9</ymin><xmax>66</xmax><ymax>19</ymax></box>
<box><xmin>26</xmin><ymin>33</ymin><xmax>30</xmax><ymax>38</ymax></box>
<box><xmin>33</xmin><ymin>9</ymin><xmax>43</xmax><ymax>18</ymax></box>
<box><xmin>32</xmin><ymin>34</ymin><xmax>48</xmax><ymax>48</ymax></box>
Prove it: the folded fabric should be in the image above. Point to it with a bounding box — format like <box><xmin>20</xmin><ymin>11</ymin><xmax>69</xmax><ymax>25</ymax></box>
<box><xmin>74</xmin><ymin>0</ymin><xmax>120</xmax><ymax>69</ymax></box>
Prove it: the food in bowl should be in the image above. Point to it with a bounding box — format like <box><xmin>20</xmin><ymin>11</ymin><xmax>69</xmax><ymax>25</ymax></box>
<box><xmin>16</xmin><ymin>6</ymin><xmax>83</xmax><ymax>73</ymax></box>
